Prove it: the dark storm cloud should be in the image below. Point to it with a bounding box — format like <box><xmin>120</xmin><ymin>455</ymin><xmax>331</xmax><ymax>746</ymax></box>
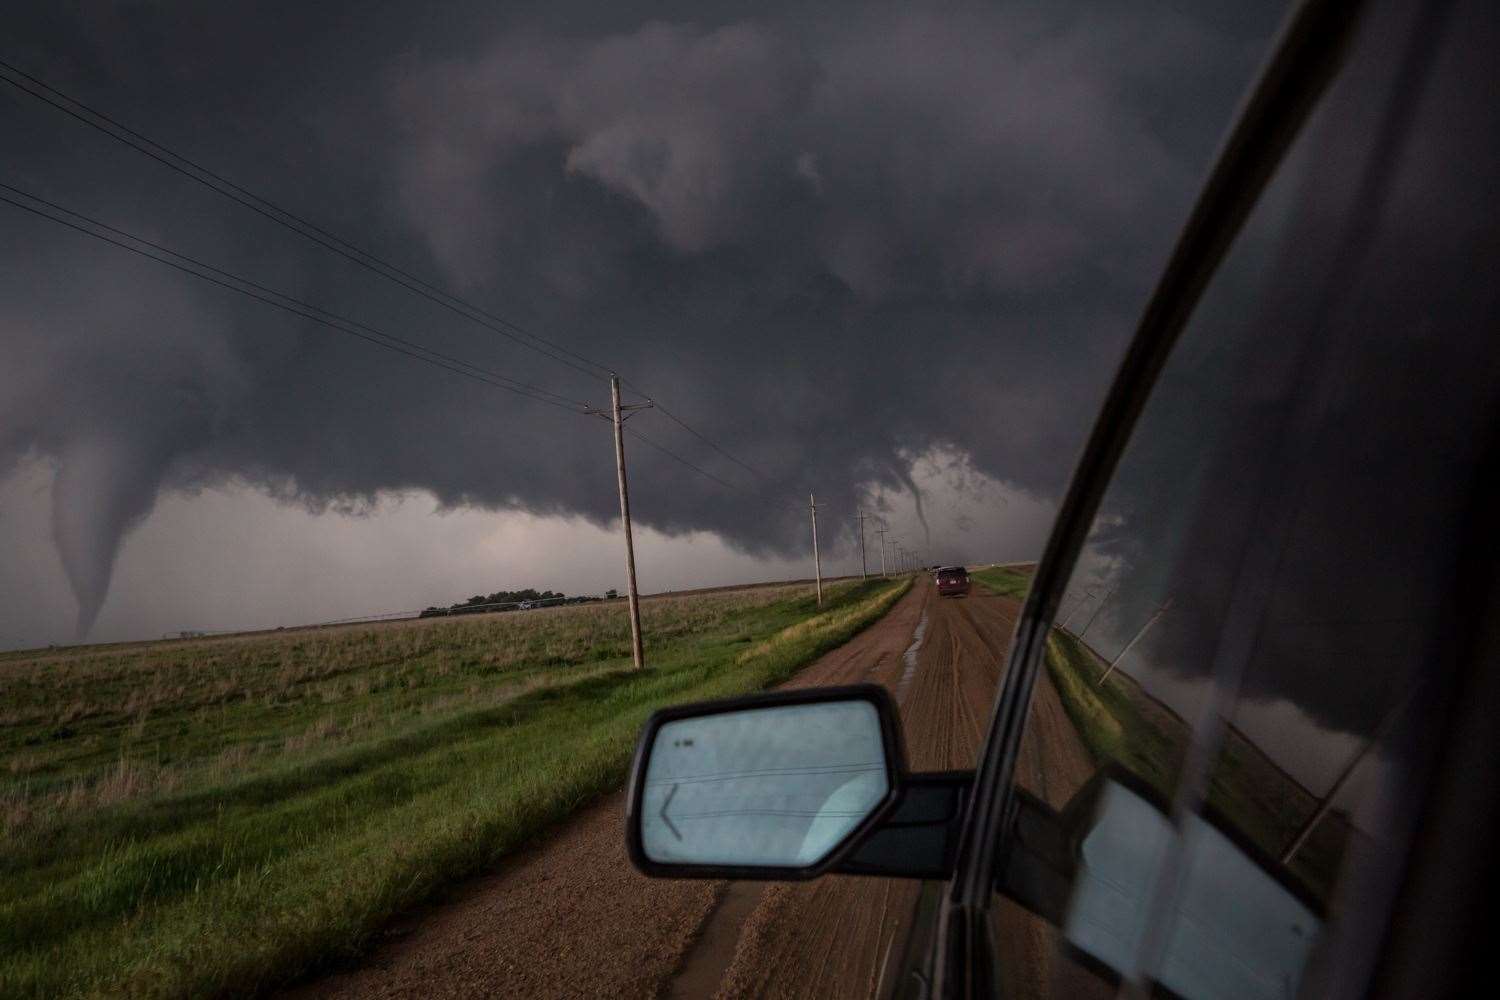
<box><xmin>1060</xmin><ymin>0</ymin><xmax>1500</xmax><ymax>739</ymax></box>
<box><xmin>0</xmin><ymin>0</ymin><xmax>1284</xmax><ymax>633</ymax></box>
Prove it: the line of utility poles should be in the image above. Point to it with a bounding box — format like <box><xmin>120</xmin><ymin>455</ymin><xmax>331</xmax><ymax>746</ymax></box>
<box><xmin>584</xmin><ymin>389</ymin><xmax>910</xmax><ymax>658</ymax></box>
<box><xmin>586</xmin><ymin>373</ymin><xmax>653</xmax><ymax>671</ymax></box>
<box><xmin>1050</xmin><ymin>580</ymin><xmax>1173</xmax><ymax>689</ymax></box>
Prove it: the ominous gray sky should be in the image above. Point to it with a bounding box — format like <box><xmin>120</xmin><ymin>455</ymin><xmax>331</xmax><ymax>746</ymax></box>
<box><xmin>0</xmin><ymin>1</ymin><xmax>1285</xmax><ymax>647</ymax></box>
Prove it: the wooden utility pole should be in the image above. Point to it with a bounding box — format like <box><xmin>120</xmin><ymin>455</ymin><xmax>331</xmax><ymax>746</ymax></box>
<box><xmin>1280</xmin><ymin>686</ymin><xmax>1416</xmax><ymax>864</ymax></box>
<box><xmin>1079</xmin><ymin>584</ymin><xmax>1117</xmax><ymax>639</ymax></box>
<box><xmin>809</xmin><ymin>494</ymin><xmax>823</xmax><ymax>607</ymax></box>
<box><xmin>1098</xmin><ymin>597</ymin><xmax>1173</xmax><ymax>686</ymax></box>
<box><xmin>854</xmin><ymin>510</ymin><xmax>870</xmax><ymax>580</ymax></box>
<box><xmin>875</xmin><ymin>526</ymin><xmax>890</xmax><ymax>577</ymax></box>
<box><xmin>588</xmin><ymin>374</ymin><xmax>653</xmax><ymax>670</ymax></box>
<box><xmin>1059</xmin><ymin>588</ymin><xmax>1096</xmax><ymax>630</ymax></box>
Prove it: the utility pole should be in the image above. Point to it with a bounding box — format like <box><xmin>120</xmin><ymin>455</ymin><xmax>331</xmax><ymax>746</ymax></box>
<box><xmin>854</xmin><ymin>510</ymin><xmax>870</xmax><ymax>580</ymax></box>
<box><xmin>809</xmin><ymin>493</ymin><xmax>823</xmax><ymax>607</ymax></box>
<box><xmin>1055</xmin><ymin>589</ymin><xmax>1080</xmax><ymax>625</ymax></box>
<box><xmin>1280</xmin><ymin>686</ymin><xmax>1416</xmax><ymax>865</ymax></box>
<box><xmin>1098</xmin><ymin>597</ymin><xmax>1173</xmax><ymax>687</ymax></box>
<box><xmin>586</xmin><ymin>374</ymin><xmax>653</xmax><ymax>670</ymax></box>
<box><xmin>875</xmin><ymin>526</ymin><xmax>890</xmax><ymax>577</ymax></box>
<box><xmin>1060</xmin><ymin>588</ymin><xmax>1099</xmax><ymax>630</ymax></box>
<box><xmin>1079</xmin><ymin>584</ymin><xmax>1118</xmax><ymax>640</ymax></box>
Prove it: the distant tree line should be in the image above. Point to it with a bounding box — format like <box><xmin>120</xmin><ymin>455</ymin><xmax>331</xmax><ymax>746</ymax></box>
<box><xmin>419</xmin><ymin>587</ymin><xmax>606</xmax><ymax>618</ymax></box>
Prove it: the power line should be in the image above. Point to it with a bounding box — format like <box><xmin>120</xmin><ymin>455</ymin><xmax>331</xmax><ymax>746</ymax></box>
<box><xmin>626</xmin><ymin>428</ymin><xmax>750</xmax><ymax>495</ymax></box>
<box><xmin>0</xmin><ymin>60</ymin><xmax>841</xmax><ymax>514</ymax></box>
<box><xmin>0</xmin><ymin>58</ymin><xmax>616</xmax><ymax>385</ymax></box>
<box><xmin>2</xmin><ymin>181</ymin><xmax>833</xmax><ymax>524</ymax></box>
<box><xmin>0</xmin><ymin>59</ymin><xmax>817</xmax><ymax>496</ymax></box>
<box><xmin>0</xmin><ymin>60</ymin><xmax>799</xmax><ymax>482</ymax></box>
<box><xmin>619</xmin><ymin>381</ymin><xmax>775</xmax><ymax>483</ymax></box>
<box><xmin>626</xmin><ymin>428</ymin><xmax>803</xmax><ymax>512</ymax></box>
<box><xmin>0</xmin><ymin>183</ymin><xmax>589</xmax><ymax>413</ymax></box>
<box><xmin>1</xmin><ymin>181</ymin><xmax>589</xmax><ymax>410</ymax></box>
<box><xmin>2</xmin><ymin>179</ymin><xmax>831</xmax><ymax>521</ymax></box>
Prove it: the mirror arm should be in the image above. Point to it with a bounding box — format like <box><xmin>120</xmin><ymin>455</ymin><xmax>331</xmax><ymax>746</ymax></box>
<box><xmin>833</xmin><ymin>771</ymin><xmax>973</xmax><ymax>879</ymax></box>
<box><xmin>994</xmin><ymin>787</ymin><xmax>1075</xmax><ymax>926</ymax></box>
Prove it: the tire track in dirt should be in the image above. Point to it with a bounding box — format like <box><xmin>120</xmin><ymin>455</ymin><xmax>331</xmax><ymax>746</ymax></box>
<box><xmin>709</xmin><ymin>589</ymin><xmax>1022</xmax><ymax>1000</ymax></box>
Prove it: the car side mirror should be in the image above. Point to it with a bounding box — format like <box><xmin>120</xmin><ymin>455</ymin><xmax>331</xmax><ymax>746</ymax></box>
<box><xmin>625</xmin><ymin>684</ymin><xmax>971</xmax><ymax>880</ymax></box>
<box><xmin>1000</xmin><ymin>769</ymin><xmax>1325</xmax><ymax>997</ymax></box>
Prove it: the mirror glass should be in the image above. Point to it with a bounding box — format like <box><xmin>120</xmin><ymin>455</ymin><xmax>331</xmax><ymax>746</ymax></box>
<box><xmin>1064</xmin><ymin>779</ymin><xmax>1322</xmax><ymax>999</ymax></box>
<box><xmin>639</xmin><ymin>698</ymin><xmax>890</xmax><ymax>868</ymax></box>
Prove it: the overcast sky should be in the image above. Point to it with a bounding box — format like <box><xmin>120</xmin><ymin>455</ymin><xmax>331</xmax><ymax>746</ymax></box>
<box><xmin>0</xmin><ymin>1</ymin><xmax>1286</xmax><ymax>648</ymax></box>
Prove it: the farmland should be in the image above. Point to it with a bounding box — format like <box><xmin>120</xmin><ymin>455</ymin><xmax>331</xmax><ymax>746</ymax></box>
<box><xmin>0</xmin><ymin>577</ymin><xmax>909</xmax><ymax>999</ymax></box>
<box><xmin>966</xmin><ymin>567</ymin><xmax>1350</xmax><ymax>902</ymax></box>
<box><xmin>969</xmin><ymin>564</ymin><xmax>1033</xmax><ymax>600</ymax></box>
<box><xmin>1021</xmin><ymin>615</ymin><xmax>1351</xmax><ymax>905</ymax></box>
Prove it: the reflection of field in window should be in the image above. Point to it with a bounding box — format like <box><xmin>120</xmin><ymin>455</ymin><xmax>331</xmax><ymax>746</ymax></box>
<box><xmin>1040</xmin><ymin>630</ymin><xmax>1350</xmax><ymax>905</ymax></box>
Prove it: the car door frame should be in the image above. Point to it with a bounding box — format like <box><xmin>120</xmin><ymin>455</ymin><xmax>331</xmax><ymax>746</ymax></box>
<box><xmin>919</xmin><ymin>1</ymin><xmax>1373</xmax><ymax>996</ymax></box>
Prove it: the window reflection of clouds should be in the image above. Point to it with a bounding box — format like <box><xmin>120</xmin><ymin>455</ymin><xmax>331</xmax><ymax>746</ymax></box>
<box><xmin>1017</xmin><ymin>2</ymin><xmax>1500</xmax><ymax>993</ymax></box>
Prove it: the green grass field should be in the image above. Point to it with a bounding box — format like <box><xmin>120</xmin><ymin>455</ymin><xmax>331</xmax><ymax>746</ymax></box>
<box><xmin>1037</xmin><ymin>627</ymin><xmax>1348</xmax><ymax>903</ymax></box>
<box><xmin>968</xmin><ymin>570</ymin><xmax>1347</xmax><ymax>902</ymax></box>
<box><xmin>968</xmin><ymin>564</ymin><xmax>1033</xmax><ymax>600</ymax></box>
<box><xmin>0</xmin><ymin>577</ymin><xmax>910</xmax><ymax>999</ymax></box>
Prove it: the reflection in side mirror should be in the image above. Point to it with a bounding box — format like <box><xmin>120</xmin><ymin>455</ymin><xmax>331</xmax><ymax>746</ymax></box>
<box><xmin>1063</xmin><ymin>778</ymin><xmax>1323</xmax><ymax>1000</ymax></box>
<box><xmin>627</xmin><ymin>685</ymin><xmax>904</xmax><ymax>878</ymax></box>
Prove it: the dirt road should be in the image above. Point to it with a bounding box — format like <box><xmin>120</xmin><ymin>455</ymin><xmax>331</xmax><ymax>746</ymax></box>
<box><xmin>284</xmin><ymin>582</ymin><xmax>1096</xmax><ymax>1000</ymax></box>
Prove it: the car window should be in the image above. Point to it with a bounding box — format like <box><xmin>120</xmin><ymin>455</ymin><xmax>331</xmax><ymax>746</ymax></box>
<box><xmin>990</xmin><ymin>1</ymin><xmax>1500</xmax><ymax>997</ymax></box>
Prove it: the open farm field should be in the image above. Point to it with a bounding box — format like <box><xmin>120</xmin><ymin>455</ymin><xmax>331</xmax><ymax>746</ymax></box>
<box><xmin>1032</xmin><ymin>623</ymin><xmax>1352</xmax><ymax>905</ymax></box>
<box><xmin>969</xmin><ymin>563</ymin><xmax>1034</xmax><ymax>600</ymax></box>
<box><xmin>0</xmin><ymin>577</ymin><xmax>910</xmax><ymax>999</ymax></box>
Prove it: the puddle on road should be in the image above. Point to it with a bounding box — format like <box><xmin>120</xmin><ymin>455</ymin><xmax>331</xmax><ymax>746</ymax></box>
<box><xmin>897</xmin><ymin>611</ymin><xmax>929</xmax><ymax>704</ymax></box>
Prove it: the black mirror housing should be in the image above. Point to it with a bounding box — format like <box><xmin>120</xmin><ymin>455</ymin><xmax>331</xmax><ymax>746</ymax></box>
<box><xmin>625</xmin><ymin>684</ymin><xmax>972</xmax><ymax>881</ymax></box>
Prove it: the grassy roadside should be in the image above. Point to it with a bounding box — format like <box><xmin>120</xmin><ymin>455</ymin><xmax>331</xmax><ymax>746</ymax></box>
<box><xmin>1039</xmin><ymin>629</ymin><xmax>1180</xmax><ymax>798</ymax></box>
<box><xmin>0</xmin><ymin>577</ymin><xmax>910</xmax><ymax>999</ymax></box>
<box><xmin>968</xmin><ymin>565</ymin><xmax>1032</xmax><ymax>601</ymax></box>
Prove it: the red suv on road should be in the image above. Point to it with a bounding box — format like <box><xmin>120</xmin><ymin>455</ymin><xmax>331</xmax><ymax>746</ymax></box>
<box><xmin>935</xmin><ymin>566</ymin><xmax>970</xmax><ymax>597</ymax></box>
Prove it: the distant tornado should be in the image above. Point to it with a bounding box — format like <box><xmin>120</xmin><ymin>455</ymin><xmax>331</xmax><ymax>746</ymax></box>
<box><xmin>50</xmin><ymin>434</ymin><xmax>171</xmax><ymax>637</ymax></box>
<box><xmin>891</xmin><ymin>462</ymin><xmax>933</xmax><ymax>550</ymax></box>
